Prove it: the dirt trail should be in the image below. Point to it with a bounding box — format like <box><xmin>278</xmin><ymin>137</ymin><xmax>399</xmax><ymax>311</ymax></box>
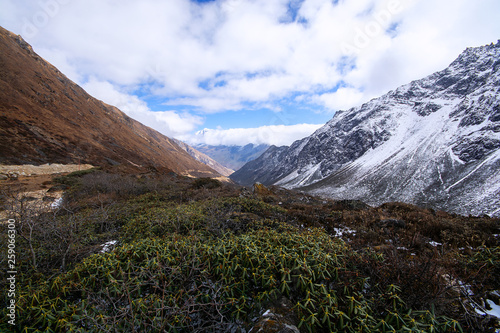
<box><xmin>0</xmin><ymin>163</ymin><xmax>94</xmax><ymax>177</ymax></box>
<box><xmin>0</xmin><ymin>164</ymin><xmax>94</xmax><ymax>222</ymax></box>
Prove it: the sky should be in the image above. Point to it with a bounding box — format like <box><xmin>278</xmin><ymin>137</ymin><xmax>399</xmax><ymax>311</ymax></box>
<box><xmin>1</xmin><ymin>0</ymin><xmax>499</xmax><ymax>146</ymax></box>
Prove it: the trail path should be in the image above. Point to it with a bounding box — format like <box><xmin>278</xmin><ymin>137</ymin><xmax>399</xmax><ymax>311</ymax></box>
<box><xmin>0</xmin><ymin>164</ymin><xmax>94</xmax><ymax>222</ymax></box>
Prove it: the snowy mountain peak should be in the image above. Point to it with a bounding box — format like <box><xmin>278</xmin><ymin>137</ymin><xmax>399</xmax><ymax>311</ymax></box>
<box><xmin>450</xmin><ymin>40</ymin><xmax>500</xmax><ymax>71</ymax></box>
<box><xmin>231</xmin><ymin>41</ymin><xmax>500</xmax><ymax>217</ymax></box>
<box><xmin>195</xmin><ymin>128</ymin><xmax>211</xmax><ymax>136</ymax></box>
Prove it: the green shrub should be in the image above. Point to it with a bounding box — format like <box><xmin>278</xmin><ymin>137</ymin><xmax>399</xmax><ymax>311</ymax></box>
<box><xmin>121</xmin><ymin>203</ymin><xmax>206</xmax><ymax>241</ymax></box>
<box><xmin>121</xmin><ymin>196</ymin><xmax>288</xmax><ymax>242</ymax></box>
<box><xmin>8</xmin><ymin>226</ymin><xmax>463</xmax><ymax>332</ymax></box>
<box><xmin>6</xmin><ymin>170</ymin><xmax>496</xmax><ymax>332</ymax></box>
<box><xmin>53</xmin><ymin>167</ymin><xmax>99</xmax><ymax>187</ymax></box>
<box><xmin>192</xmin><ymin>177</ymin><xmax>222</xmax><ymax>189</ymax></box>
<box><xmin>462</xmin><ymin>246</ymin><xmax>500</xmax><ymax>291</ymax></box>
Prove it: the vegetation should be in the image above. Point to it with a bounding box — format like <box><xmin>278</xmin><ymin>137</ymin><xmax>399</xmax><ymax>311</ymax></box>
<box><xmin>1</xmin><ymin>170</ymin><xmax>499</xmax><ymax>332</ymax></box>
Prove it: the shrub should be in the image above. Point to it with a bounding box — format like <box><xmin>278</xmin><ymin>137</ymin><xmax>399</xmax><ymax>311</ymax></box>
<box><xmin>8</xmin><ymin>225</ymin><xmax>464</xmax><ymax>332</ymax></box>
<box><xmin>121</xmin><ymin>196</ymin><xmax>288</xmax><ymax>242</ymax></box>
<box><xmin>53</xmin><ymin>167</ymin><xmax>99</xmax><ymax>187</ymax></box>
<box><xmin>192</xmin><ymin>177</ymin><xmax>222</xmax><ymax>189</ymax></box>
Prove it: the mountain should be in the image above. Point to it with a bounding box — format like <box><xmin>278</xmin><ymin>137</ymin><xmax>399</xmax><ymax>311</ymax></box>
<box><xmin>173</xmin><ymin>139</ymin><xmax>234</xmax><ymax>177</ymax></box>
<box><xmin>193</xmin><ymin>143</ymin><xmax>269</xmax><ymax>171</ymax></box>
<box><xmin>0</xmin><ymin>26</ymin><xmax>219</xmax><ymax>178</ymax></box>
<box><xmin>232</xmin><ymin>41</ymin><xmax>500</xmax><ymax>217</ymax></box>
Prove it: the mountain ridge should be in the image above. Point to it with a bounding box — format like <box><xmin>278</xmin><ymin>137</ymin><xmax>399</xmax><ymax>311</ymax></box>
<box><xmin>231</xmin><ymin>41</ymin><xmax>500</xmax><ymax>217</ymax></box>
<box><xmin>0</xmin><ymin>26</ymin><xmax>220</xmax><ymax>178</ymax></box>
<box><xmin>173</xmin><ymin>139</ymin><xmax>235</xmax><ymax>177</ymax></box>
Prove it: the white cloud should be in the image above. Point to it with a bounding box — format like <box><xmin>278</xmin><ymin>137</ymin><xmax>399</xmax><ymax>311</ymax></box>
<box><xmin>81</xmin><ymin>78</ymin><xmax>203</xmax><ymax>138</ymax></box>
<box><xmin>314</xmin><ymin>88</ymin><xmax>366</xmax><ymax>111</ymax></box>
<box><xmin>182</xmin><ymin>124</ymin><xmax>323</xmax><ymax>146</ymax></box>
<box><xmin>343</xmin><ymin>0</ymin><xmax>500</xmax><ymax>99</ymax></box>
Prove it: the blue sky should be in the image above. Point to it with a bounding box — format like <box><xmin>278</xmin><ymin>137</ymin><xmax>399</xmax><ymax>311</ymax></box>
<box><xmin>1</xmin><ymin>0</ymin><xmax>499</xmax><ymax>146</ymax></box>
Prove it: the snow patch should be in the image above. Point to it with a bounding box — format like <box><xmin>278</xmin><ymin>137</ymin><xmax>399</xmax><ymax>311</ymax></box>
<box><xmin>448</xmin><ymin>147</ymin><xmax>465</xmax><ymax>165</ymax></box>
<box><xmin>445</xmin><ymin>150</ymin><xmax>500</xmax><ymax>192</ymax></box>
<box><xmin>51</xmin><ymin>197</ymin><xmax>63</xmax><ymax>209</ymax></box>
<box><xmin>332</xmin><ymin>227</ymin><xmax>356</xmax><ymax>238</ymax></box>
<box><xmin>100</xmin><ymin>240</ymin><xmax>118</xmax><ymax>253</ymax></box>
<box><xmin>262</xmin><ymin>309</ymin><xmax>272</xmax><ymax>317</ymax></box>
<box><xmin>458</xmin><ymin>282</ymin><xmax>500</xmax><ymax>329</ymax></box>
<box><xmin>276</xmin><ymin>163</ymin><xmax>323</xmax><ymax>188</ymax></box>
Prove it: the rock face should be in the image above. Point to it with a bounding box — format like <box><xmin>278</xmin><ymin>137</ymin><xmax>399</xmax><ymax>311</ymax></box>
<box><xmin>232</xmin><ymin>41</ymin><xmax>500</xmax><ymax>217</ymax></box>
<box><xmin>0</xmin><ymin>26</ymin><xmax>219</xmax><ymax>177</ymax></box>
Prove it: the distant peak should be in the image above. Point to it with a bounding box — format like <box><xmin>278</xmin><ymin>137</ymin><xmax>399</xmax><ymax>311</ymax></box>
<box><xmin>195</xmin><ymin>128</ymin><xmax>211</xmax><ymax>136</ymax></box>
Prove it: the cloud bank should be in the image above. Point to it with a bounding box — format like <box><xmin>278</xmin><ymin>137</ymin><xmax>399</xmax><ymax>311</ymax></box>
<box><xmin>182</xmin><ymin>124</ymin><xmax>324</xmax><ymax>147</ymax></box>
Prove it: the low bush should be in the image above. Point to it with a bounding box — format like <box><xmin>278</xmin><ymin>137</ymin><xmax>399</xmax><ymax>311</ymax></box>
<box><xmin>9</xmin><ymin>225</ymin><xmax>463</xmax><ymax>332</ymax></box>
<box><xmin>121</xmin><ymin>196</ymin><xmax>288</xmax><ymax>241</ymax></box>
<box><xmin>192</xmin><ymin>177</ymin><xmax>222</xmax><ymax>189</ymax></box>
<box><xmin>53</xmin><ymin>167</ymin><xmax>99</xmax><ymax>187</ymax></box>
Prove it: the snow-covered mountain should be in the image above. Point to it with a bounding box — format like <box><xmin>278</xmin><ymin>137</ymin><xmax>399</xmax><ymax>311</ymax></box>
<box><xmin>231</xmin><ymin>41</ymin><xmax>500</xmax><ymax>217</ymax></box>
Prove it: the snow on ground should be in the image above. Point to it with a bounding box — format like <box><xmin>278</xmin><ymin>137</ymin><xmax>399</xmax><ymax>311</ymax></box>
<box><xmin>474</xmin><ymin>296</ymin><xmax>500</xmax><ymax>332</ymax></box>
<box><xmin>459</xmin><ymin>282</ymin><xmax>500</xmax><ymax>330</ymax></box>
<box><xmin>51</xmin><ymin>197</ymin><xmax>63</xmax><ymax>209</ymax></box>
<box><xmin>332</xmin><ymin>227</ymin><xmax>356</xmax><ymax>238</ymax></box>
<box><xmin>100</xmin><ymin>240</ymin><xmax>118</xmax><ymax>253</ymax></box>
<box><xmin>276</xmin><ymin>163</ymin><xmax>323</xmax><ymax>188</ymax></box>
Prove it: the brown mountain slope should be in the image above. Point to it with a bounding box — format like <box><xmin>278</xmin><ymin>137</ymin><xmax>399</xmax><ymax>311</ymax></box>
<box><xmin>173</xmin><ymin>138</ymin><xmax>235</xmax><ymax>177</ymax></box>
<box><xmin>0</xmin><ymin>26</ymin><xmax>219</xmax><ymax>177</ymax></box>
